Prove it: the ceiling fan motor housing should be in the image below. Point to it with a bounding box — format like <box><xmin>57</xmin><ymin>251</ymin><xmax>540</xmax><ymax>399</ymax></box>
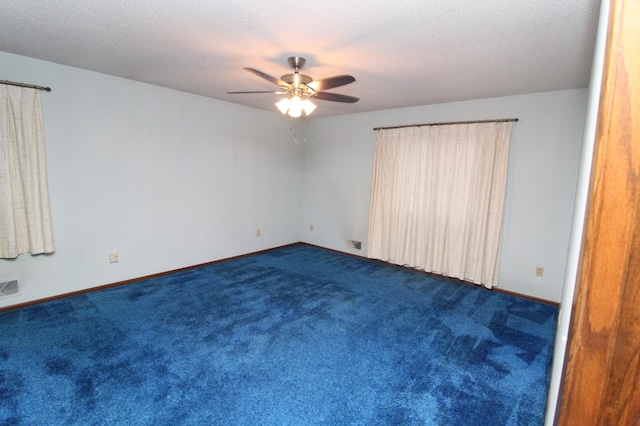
<box><xmin>281</xmin><ymin>73</ymin><xmax>313</xmax><ymax>86</ymax></box>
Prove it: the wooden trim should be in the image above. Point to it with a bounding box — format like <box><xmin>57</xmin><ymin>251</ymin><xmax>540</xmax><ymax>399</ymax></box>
<box><xmin>490</xmin><ymin>287</ymin><xmax>558</xmax><ymax>307</ymax></box>
<box><xmin>557</xmin><ymin>0</ymin><xmax>640</xmax><ymax>423</ymax></box>
<box><xmin>301</xmin><ymin>242</ymin><xmax>559</xmax><ymax>306</ymax></box>
<box><xmin>0</xmin><ymin>243</ymin><xmax>298</xmax><ymax>313</ymax></box>
<box><xmin>2</xmin><ymin>241</ymin><xmax>558</xmax><ymax>313</ymax></box>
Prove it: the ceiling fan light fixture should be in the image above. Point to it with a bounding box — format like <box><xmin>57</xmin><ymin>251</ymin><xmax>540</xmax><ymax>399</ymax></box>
<box><xmin>288</xmin><ymin>96</ymin><xmax>303</xmax><ymax>117</ymax></box>
<box><xmin>275</xmin><ymin>96</ymin><xmax>315</xmax><ymax>118</ymax></box>
<box><xmin>302</xmin><ymin>99</ymin><xmax>316</xmax><ymax>116</ymax></box>
<box><xmin>275</xmin><ymin>98</ymin><xmax>290</xmax><ymax>115</ymax></box>
<box><xmin>288</xmin><ymin>108</ymin><xmax>302</xmax><ymax>118</ymax></box>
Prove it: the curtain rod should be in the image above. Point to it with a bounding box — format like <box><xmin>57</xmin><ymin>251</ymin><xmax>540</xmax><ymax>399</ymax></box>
<box><xmin>374</xmin><ymin>118</ymin><xmax>518</xmax><ymax>131</ymax></box>
<box><xmin>1</xmin><ymin>79</ymin><xmax>52</xmax><ymax>92</ymax></box>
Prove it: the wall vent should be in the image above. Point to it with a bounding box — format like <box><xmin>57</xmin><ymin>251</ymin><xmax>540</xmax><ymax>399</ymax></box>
<box><xmin>0</xmin><ymin>278</ymin><xmax>21</xmax><ymax>299</ymax></box>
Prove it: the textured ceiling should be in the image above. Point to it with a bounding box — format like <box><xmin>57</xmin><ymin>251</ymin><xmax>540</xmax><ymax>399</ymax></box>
<box><xmin>1</xmin><ymin>1</ymin><xmax>601</xmax><ymax>117</ymax></box>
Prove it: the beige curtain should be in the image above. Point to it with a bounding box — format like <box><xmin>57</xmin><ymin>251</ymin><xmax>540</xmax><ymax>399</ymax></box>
<box><xmin>367</xmin><ymin>122</ymin><xmax>512</xmax><ymax>288</ymax></box>
<box><xmin>0</xmin><ymin>85</ymin><xmax>54</xmax><ymax>258</ymax></box>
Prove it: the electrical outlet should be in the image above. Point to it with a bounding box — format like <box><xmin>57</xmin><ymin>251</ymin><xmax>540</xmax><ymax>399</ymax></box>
<box><xmin>310</xmin><ymin>224</ymin><xmax>314</xmax><ymax>231</ymax></box>
<box><xmin>256</xmin><ymin>229</ymin><xmax>261</xmax><ymax>237</ymax></box>
<box><xmin>109</xmin><ymin>250</ymin><xmax>119</xmax><ymax>263</ymax></box>
<box><xmin>535</xmin><ymin>266</ymin><xmax>544</xmax><ymax>277</ymax></box>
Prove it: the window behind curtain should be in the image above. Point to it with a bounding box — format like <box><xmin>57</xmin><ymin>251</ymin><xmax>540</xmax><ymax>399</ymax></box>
<box><xmin>0</xmin><ymin>85</ymin><xmax>54</xmax><ymax>258</ymax></box>
<box><xmin>367</xmin><ymin>122</ymin><xmax>513</xmax><ymax>288</ymax></box>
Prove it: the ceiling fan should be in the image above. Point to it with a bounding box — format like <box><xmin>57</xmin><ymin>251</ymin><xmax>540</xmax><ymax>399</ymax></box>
<box><xmin>227</xmin><ymin>57</ymin><xmax>359</xmax><ymax>118</ymax></box>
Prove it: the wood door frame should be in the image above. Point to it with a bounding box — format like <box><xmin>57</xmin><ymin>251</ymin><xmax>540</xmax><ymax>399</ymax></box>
<box><xmin>557</xmin><ymin>0</ymin><xmax>640</xmax><ymax>423</ymax></box>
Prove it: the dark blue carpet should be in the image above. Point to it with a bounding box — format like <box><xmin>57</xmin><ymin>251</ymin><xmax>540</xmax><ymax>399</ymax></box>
<box><xmin>0</xmin><ymin>244</ymin><xmax>557</xmax><ymax>425</ymax></box>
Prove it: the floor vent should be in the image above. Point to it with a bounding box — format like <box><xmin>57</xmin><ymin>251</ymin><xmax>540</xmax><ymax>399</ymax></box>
<box><xmin>0</xmin><ymin>278</ymin><xmax>21</xmax><ymax>299</ymax></box>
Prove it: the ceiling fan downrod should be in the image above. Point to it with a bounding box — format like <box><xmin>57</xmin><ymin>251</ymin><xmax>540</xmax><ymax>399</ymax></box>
<box><xmin>282</xmin><ymin>57</ymin><xmax>313</xmax><ymax>91</ymax></box>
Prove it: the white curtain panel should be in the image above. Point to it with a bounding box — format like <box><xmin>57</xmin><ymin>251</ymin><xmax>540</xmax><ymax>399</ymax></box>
<box><xmin>367</xmin><ymin>122</ymin><xmax>513</xmax><ymax>288</ymax></box>
<box><xmin>0</xmin><ymin>86</ymin><xmax>55</xmax><ymax>258</ymax></box>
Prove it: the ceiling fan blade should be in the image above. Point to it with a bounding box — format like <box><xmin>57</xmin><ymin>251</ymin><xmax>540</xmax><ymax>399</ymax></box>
<box><xmin>314</xmin><ymin>91</ymin><xmax>360</xmax><ymax>103</ymax></box>
<box><xmin>307</xmin><ymin>75</ymin><xmax>355</xmax><ymax>91</ymax></box>
<box><xmin>244</xmin><ymin>67</ymin><xmax>290</xmax><ymax>87</ymax></box>
<box><xmin>227</xmin><ymin>90</ymin><xmax>288</xmax><ymax>94</ymax></box>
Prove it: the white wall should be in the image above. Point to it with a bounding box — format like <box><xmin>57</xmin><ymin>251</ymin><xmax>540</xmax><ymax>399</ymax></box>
<box><xmin>0</xmin><ymin>51</ymin><xmax>588</xmax><ymax>307</ymax></box>
<box><xmin>0</xmin><ymin>52</ymin><xmax>302</xmax><ymax>309</ymax></box>
<box><xmin>300</xmin><ymin>89</ymin><xmax>588</xmax><ymax>303</ymax></box>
